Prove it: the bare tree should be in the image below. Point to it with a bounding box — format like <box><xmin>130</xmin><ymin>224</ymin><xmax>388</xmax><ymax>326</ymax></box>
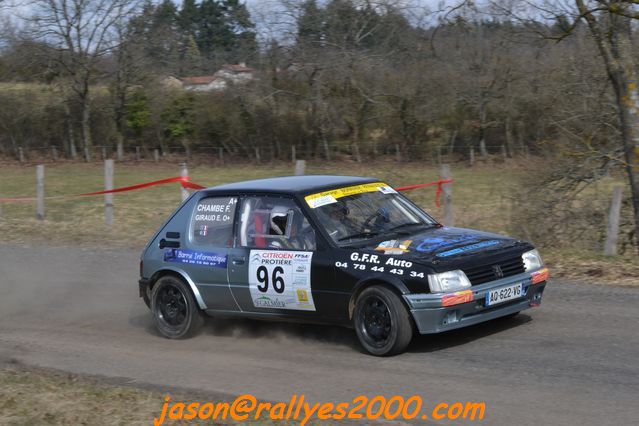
<box><xmin>25</xmin><ymin>0</ymin><xmax>139</xmax><ymax>160</ymax></box>
<box><xmin>467</xmin><ymin>0</ymin><xmax>639</xmax><ymax>253</ymax></box>
<box><xmin>570</xmin><ymin>1</ymin><xmax>639</xmax><ymax>254</ymax></box>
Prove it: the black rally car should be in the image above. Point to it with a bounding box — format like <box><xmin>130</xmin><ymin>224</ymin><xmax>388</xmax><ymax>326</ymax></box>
<box><xmin>139</xmin><ymin>176</ymin><xmax>548</xmax><ymax>356</ymax></box>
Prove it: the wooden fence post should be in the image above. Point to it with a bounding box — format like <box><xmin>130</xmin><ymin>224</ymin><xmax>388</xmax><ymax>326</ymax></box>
<box><xmin>291</xmin><ymin>145</ymin><xmax>296</xmax><ymax>163</ymax></box>
<box><xmin>254</xmin><ymin>147</ymin><xmax>261</xmax><ymax>163</ymax></box>
<box><xmin>441</xmin><ymin>164</ymin><xmax>453</xmax><ymax>226</ymax></box>
<box><xmin>52</xmin><ymin>146</ymin><xmax>59</xmax><ymax>161</ymax></box>
<box><xmin>135</xmin><ymin>146</ymin><xmax>141</xmax><ymax>161</ymax></box>
<box><xmin>18</xmin><ymin>147</ymin><xmax>25</xmax><ymax>163</ymax></box>
<box><xmin>395</xmin><ymin>144</ymin><xmax>401</xmax><ymax>162</ymax></box>
<box><xmin>84</xmin><ymin>146</ymin><xmax>91</xmax><ymax>162</ymax></box>
<box><xmin>294</xmin><ymin>160</ymin><xmax>306</xmax><ymax>176</ymax></box>
<box><xmin>180</xmin><ymin>163</ymin><xmax>189</xmax><ymax>202</ymax></box>
<box><xmin>604</xmin><ymin>186</ymin><xmax>623</xmax><ymax>256</ymax></box>
<box><xmin>218</xmin><ymin>147</ymin><xmax>224</xmax><ymax>165</ymax></box>
<box><xmin>469</xmin><ymin>146</ymin><xmax>475</xmax><ymax>166</ymax></box>
<box><xmin>116</xmin><ymin>141</ymin><xmax>124</xmax><ymax>161</ymax></box>
<box><xmin>153</xmin><ymin>149</ymin><xmax>160</xmax><ymax>163</ymax></box>
<box><xmin>36</xmin><ymin>165</ymin><xmax>45</xmax><ymax>220</ymax></box>
<box><xmin>104</xmin><ymin>159</ymin><xmax>114</xmax><ymax>226</ymax></box>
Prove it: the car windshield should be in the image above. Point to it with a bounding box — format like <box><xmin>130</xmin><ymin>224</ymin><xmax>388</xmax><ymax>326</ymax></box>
<box><xmin>307</xmin><ymin>184</ymin><xmax>437</xmax><ymax>245</ymax></box>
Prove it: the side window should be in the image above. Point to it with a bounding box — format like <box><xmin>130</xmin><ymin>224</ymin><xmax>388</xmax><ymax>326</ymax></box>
<box><xmin>237</xmin><ymin>196</ymin><xmax>316</xmax><ymax>251</ymax></box>
<box><xmin>190</xmin><ymin>196</ymin><xmax>238</xmax><ymax>247</ymax></box>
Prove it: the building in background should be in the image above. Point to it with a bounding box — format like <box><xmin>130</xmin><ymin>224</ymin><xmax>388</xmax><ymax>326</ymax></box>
<box><xmin>166</xmin><ymin>63</ymin><xmax>255</xmax><ymax>92</ymax></box>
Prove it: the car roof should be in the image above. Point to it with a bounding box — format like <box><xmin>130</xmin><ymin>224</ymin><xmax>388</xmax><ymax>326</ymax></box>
<box><xmin>204</xmin><ymin>175</ymin><xmax>379</xmax><ymax>196</ymax></box>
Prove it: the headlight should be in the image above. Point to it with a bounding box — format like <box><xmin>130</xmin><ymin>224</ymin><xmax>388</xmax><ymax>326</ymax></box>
<box><xmin>428</xmin><ymin>270</ymin><xmax>471</xmax><ymax>293</ymax></box>
<box><xmin>522</xmin><ymin>249</ymin><xmax>543</xmax><ymax>271</ymax></box>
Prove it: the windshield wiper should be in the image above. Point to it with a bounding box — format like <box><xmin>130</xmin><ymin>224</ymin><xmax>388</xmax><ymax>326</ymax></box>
<box><xmin>388</xmin><ymin>222</ymin><xmax>433</xmax><ymax>233</ymax></box>
<box><xmin>337</xmin><ymin>231</ymin><xmax>380</xmax><ymax>242</ymax></box>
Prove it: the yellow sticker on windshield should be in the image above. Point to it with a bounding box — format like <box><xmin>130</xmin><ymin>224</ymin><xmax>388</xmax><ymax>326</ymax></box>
<box><xmin>305</xmin><ymin>182</ymin><xmax>396</xmax><ymax>208</ymax></box>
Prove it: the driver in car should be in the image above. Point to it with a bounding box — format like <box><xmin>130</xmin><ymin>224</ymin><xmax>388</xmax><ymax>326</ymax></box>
<box><xmin>267</xmin><ymin>206</ymin><xmax>291</xmax><ymax>249</ymax></box>
<box><xmin>322</xmin><ymin>201</ymin><xmax>356</xmax><ymax>240</ymax></box>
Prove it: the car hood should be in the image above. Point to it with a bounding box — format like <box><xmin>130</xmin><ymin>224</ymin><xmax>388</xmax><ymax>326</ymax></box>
<box><xmin>365</xmin><ymin>226</ymin><xmax>526</xmax><ymax>264</ymax></box>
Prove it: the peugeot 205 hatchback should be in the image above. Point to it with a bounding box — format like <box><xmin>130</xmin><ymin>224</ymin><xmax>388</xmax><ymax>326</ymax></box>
<box><xmin>139</xmin><ymin>176</ymin><xmax>549</xmax><ymax>356</ymax></box>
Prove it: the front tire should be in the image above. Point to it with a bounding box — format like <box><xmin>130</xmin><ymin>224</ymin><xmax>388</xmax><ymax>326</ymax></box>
<box><xmin>151</xmin><ymin>276</ymin><xmax>204</xmax><ymax>339</ymax></box>
<box><xmin>354</xmin><ymin>286</ymin><xmax>414</xmax><ymax>356</ymax></box>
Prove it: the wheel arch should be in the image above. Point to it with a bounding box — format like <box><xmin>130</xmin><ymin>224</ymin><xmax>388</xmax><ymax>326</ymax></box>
<box><xmin>348</xmin><ymin>276</ymin><xmax>410</xmax><ymax>320</ymax></box>
<box><xmin>149</xmin><ymin>267</ymin><xmax>208</xmax><ymax>310</ymax></box>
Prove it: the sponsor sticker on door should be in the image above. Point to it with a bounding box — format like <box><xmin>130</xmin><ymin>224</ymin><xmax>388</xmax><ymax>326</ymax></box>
<box><xmin>248</xmin><ymin>250</ymin><xmax>315</xmax><ymax>311</ymax></box>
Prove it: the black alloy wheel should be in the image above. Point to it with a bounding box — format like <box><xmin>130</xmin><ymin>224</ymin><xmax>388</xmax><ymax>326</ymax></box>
<box><xmin>354</xmin><ymin>286</ymin><xmax>414</xmax><ymax>356</ymax></box>
<box><xmin>151</xmin><ymin>275</ymin><xmax>204</xmax><ymax>339</ymax></box>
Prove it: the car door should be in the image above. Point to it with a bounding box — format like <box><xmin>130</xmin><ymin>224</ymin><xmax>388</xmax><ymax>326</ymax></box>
<box><xmin>176</xmin><ymin>194</ymin><xmax>240</xmax><ymax>312</ymax></box>
<box><xmin>228</xmin><ymin>195</ymin><xmax>331</xmax><ymax>317</ymax></box>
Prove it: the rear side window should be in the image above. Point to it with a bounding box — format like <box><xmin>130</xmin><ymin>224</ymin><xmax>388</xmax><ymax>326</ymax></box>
<box><xmin>237</xmin><ymin>196</ymin><xmax>316</xmax><ymax>251</ymax></box>
<box><xmin>190</xmin><ymin>196</ymin><xmax>237</xmax><ymax>247</ymax></box>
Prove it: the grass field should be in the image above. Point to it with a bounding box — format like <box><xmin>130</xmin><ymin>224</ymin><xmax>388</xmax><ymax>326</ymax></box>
<box><xmin>0</xmin><ymin>367</ymin><xmax>171</xmax><ymax>426</ymax></box>
<box><xmin>0</xmin><ymin>366</ymin><xmax>319</xmax><ymax>426</ymax></box>
<box><xmin>0</xmin><ymin>159</ymin><xmax>637</xmax><ymax>283</ymax></box>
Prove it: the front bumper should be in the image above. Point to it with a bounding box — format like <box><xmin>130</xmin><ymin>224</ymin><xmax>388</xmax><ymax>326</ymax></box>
<box><xmin>403</xmin><ymin>270</ymin><xmax>547</xmax><ymax>334</ymax></box>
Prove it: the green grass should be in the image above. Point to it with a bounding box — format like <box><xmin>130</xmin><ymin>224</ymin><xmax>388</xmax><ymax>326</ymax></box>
<box><xmin>0</xmin><ymin>367</ymin><xmax>324</xmax><ymax>426</ymax></box>
<box><xmin>0</xmin><ymin>366</ymin><xmax>351</xmax><ymax>426</ymax></box>
<box><xmin>0</xmin><ymin>367</ymin><xmax>187</xmax><ymax>426</ymax></box>
<box><xmin>0</xmin><ymin>159</ymin><xmax>636</xmax><ymax>283</ymax></box>
<box><xmin>0</xmin><ymin>160</ymin><xmax>518</xmax><ymax>246</ymax></box>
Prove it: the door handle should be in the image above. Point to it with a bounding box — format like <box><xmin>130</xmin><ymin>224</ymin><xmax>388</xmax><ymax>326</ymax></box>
<box><xmin>159</xmin><ymin>239</ymin><xmax>180</xmax><ymax>249</ymax></box>
<box><xmin>232</xmin><ymin>257</ymin><xmax>246</xmax><ymax>265</ymax></box>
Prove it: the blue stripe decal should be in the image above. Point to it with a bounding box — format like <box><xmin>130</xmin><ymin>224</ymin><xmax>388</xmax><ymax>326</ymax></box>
<box><xmin>436</xmin><ymin>240</ymin><xmax>501</xmax><ymax>257</ymax></box>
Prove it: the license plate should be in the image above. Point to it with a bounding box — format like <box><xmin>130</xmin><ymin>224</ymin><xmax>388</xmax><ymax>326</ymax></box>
<box><xmin>485</xmin><ymin>283</ymin><xmax>523</xmax><ymax>306</ymax></box>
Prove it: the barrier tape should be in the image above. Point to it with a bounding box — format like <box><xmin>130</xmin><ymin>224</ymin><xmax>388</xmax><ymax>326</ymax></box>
<box><xmin>0</xmin><ymin>176</ymin><xmax>451</xmax><ymax>206</ymax></box>
<box><xmin>0</xmin><ymin>176</ymin><xmax>203</xmax><ymax>203</ymax></box>
<box><xmin>395</xmin><ymin>179</ymin><xmax>453</xmax><ymax>208</ymax></box>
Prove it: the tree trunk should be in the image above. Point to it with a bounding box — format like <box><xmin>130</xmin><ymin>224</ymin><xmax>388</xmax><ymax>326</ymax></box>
<box><xmin>322</xmin><ymin>132</ymin><xmax>331</xmax><ymax>161</ymax></box>
<box><xmin>63</xmin><ymin>102</ymin><xmax>77</xmax><ymax>159</ymax></box>
<box><xmin>575</xmin><ymin>1</ymin><xmax>639</xmax><ymax>253</ymax></box>
<box><xmin>613</xmin><ymin>77</ymin><xmax>639</xmax><ymax>254</ymax></box>
<box><xmin>448</xmin><ymin>129</ymin><xmax>458</xmax><ymax>156</ymax></box>
<box><xmin>505</xmin><ymin>116</ymin><xmax>514</xmax><ymax>158</ymax></box>
<box><xmin>80</xmin><ymin>97</ymin><xmax>92</xmax><ymax>161</ymax></box>
<box><xmin>478</xmin><ymin>103</ymin><xmax>488</xmax><ymax>157</ymax></box>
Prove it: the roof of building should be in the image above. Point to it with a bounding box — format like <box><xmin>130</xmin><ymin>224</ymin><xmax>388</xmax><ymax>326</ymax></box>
<box><xmin>205</xmin><ymin>175</ymin><xmax>379</xmax><ymax>196</ymax></box>
<box><xmin>180</xmin><ymin>75</ymin><xmax>217</xmax><ymax>85</ymax></box>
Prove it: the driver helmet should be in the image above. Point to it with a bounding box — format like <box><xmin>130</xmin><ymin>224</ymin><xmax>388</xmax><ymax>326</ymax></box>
<box><xmin>269</xmin><ymin>206</ymin><xmax>290</xmax><ymax>235</ymax></box>
<box><xmin>328</xmin><ymin>201</ymin><xmax>349</xmax><ymax>221</ymax></box>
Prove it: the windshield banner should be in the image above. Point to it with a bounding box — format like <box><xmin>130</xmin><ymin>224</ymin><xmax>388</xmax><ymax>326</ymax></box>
<box><xmin>305</xmin><ymin>182</ymin><xmax>396</xmax><ymax>208</ymax></box>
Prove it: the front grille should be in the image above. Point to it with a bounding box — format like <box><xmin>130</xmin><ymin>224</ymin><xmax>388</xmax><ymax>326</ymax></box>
<box><xmin>463</xmin><ymin>255</ymin><xmax>525</xmax><ymax>285</ymax></box>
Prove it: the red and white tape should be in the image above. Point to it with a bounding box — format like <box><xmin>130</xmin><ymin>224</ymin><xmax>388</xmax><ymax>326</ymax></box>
<box><xmin>0</xmin><ymin>176</ymin><xmax>451</xmax><ymax>206</ymax></box>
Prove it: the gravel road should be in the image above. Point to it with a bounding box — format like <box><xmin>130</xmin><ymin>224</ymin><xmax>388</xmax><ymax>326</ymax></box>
<box><xmin>0</xmin><ymin>245</ymin><xmax>637</xmax><ymax>425</ymax></box>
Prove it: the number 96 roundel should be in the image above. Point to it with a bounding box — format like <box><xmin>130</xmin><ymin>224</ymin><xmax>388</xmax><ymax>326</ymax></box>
<box><xmin>248</xmin><ymin>250</ymin><xmax>315</xmax><ymax>311</ymax></box>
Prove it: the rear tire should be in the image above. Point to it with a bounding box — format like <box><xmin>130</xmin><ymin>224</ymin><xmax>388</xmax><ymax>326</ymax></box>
<box><xmin>151</xmin><ymin>275</ymin><xmax>204</xmax><ymax>339</ymax></box>
<box><xmin>354</xmin><ymin>286</ymin><xmax>414</xmax><ymax>356</ymax></box>
<box><xmin>142</xmin><ymin>285</ymin><xmax>151</xmax><ymax>309</ymax></box>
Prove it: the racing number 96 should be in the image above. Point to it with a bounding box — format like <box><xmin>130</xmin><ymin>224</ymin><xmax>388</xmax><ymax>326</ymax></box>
<box><xmin>256</xmin><ymin>266</ymin><xmax>285</xmax><ymax>293</ymax></box>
